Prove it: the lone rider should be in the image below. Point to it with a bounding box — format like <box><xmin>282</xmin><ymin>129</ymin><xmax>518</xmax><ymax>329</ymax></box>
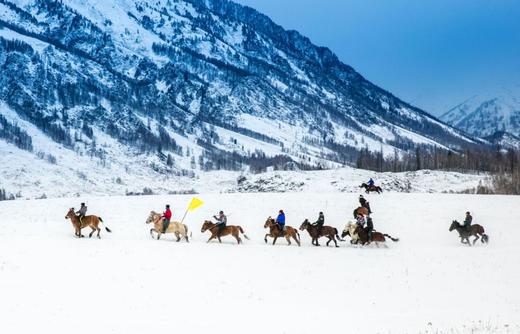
<box><xmin>313</xmin><ymin>212</ymin><xmax>325</xmax><ymax>235</ymax></box>
<box><xmin>76</xmin><ymin>203</ymin><xmax>87</xmax><ymax>226</ymax></box>
<box><xmin>463</xmin><ymin>211</ymin><xmax>472</xmax><ymax>231</ymax></box>
<box><xmin>367</xmin><ymin>178</ymin><xmax>375</xmax><ymax>187</ymax></box>
<box><xmin>276</xmin><ymin>210</ymin><xmax>286</xmax><ymax>235</ymax></box>
<box><xmin>359</xmin><ymin>195</ymin><xmax>372</xmax><ymax>215</ymax></box>
<box><xmin>162</xmin><ymin>204</ymin><xmax>172</xmax><ymax>233</ymax></box>
<box><xmin>213</xmin><ymin>210</ymin><xmax>227</xmax><ymax>237</ymax></box>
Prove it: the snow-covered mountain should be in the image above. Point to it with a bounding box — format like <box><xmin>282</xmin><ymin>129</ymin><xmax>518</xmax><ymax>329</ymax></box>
<box><xmin>441</xmin><ymin>87</ymin><xmax>520</xmax><ymax>141</ymax></box>
<box><xmin>0</xmin><ymin>0</ymin><xmax>480</xmax><ymax>197</ymax></box>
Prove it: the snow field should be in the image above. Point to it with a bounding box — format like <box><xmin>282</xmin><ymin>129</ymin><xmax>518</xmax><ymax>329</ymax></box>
<box><xmin>0</xmin><ymin>192</ymin><xmax>519</xmax><ymax>334</ymax></box>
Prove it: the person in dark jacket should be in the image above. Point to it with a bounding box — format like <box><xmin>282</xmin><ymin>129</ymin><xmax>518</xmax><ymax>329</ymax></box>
<box><xmin>463</xmin><ymin>211</ymin><xmax>473</xmax><ymax>231</ymax></box>
<box><xmin>76</xmin><ymin>203</ymin><xmax>87</xmax><ymax>226</ymax></box>
<box><xmin>359</xmin><ymin>195</ymin><xmax>372</xmax><ymax>214</ymax></box>
<box><xmin>213</xmin><ymin>211</ymin><xmax>227</xmax><ymax>237</ymax></box>
<box><xmin>162</xmin><ymin>205</ymin><xmax>172</xmax><ymax>233</ymax></box>
<box><xmin>366</xmin><ymin>217</ymin><xmax>374</xmax><ymax>241</ymax></box>
<box><xmin>313</xmin><ymin>212</ymin><xmax>325</xmax><ymax>235</ymax></box>
<box><xmin>276</xmin><ymin>210</ymin><xmax>286</xmax><ymax>234</ymax></box>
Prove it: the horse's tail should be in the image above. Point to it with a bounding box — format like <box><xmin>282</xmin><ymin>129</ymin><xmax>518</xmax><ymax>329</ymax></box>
<box><xmin>335</xmin><ymin>228</ymin><xmax>344</xmax><ymax>242</ymax></box>
<box><xmin>183</xmin><ymin>224</ymin><xmax>191</xmax><ymax>239</ymax></box>
<box><xmin>238</xmin><ymin>226</ymin><xmax>250</xmax><ymax>240</ymax></box>
<box><xmin>383</xmin><ymin>234</ymin><xmax>398</xmax><ymax>242</ymax></box>
<box><xmin>482</xmin><ymin>234</ymin><xmax>489</xmax><ymax>243</ymax></box>
<box><xmin>98</xmin><ymin>217</ymin><xmax>112</xmax><ymax>233</ymax></box>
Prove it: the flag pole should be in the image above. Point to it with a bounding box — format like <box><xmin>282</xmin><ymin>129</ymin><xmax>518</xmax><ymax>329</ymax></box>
<box><xmin>180</xmin><ymin>207</ymin><xmax>189</xmax><ymax>224</ymax></box>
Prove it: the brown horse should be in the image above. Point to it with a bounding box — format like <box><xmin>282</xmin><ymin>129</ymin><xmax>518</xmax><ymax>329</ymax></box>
<box><xmin>299</xmin><ymin>219</ymin><xmax>342</xmax><ymax>247</ymax></box>
<box><xmin>360</xmin><ymin>183</ymin><xmax>382</xmax><ymax>194</ymax></box>
<box><xmin>449</xmin><ymin>220</ymin><xmax>489</xmax><ymax>246</ymax></box>
<box><xmin>145</xmin><ymin>211</ymin><xmax>189</xmax><ymax>242</ymax></box>
<box><xmin>65</xmin><ymin>208</ymin><xmax>111</xmax><ymax>238</ymax></box>
<box><xmin>264</xmin><ymin>217</ymin><xmax>300</xmax><ymax>246</ymax></box>
<box><xmin>201</xmin><ymin>220</ymin><xmax>249</xmax><ymax>244</ymax></box>
<box><xmin>352</xmin><ymin>224</ymin><xmax>399</xmax><ymax>247</ymax></box>
<box><xmin>353</xmin><ymin>206</ymin><xmax>369</xmax><ymax>218</ymax></box>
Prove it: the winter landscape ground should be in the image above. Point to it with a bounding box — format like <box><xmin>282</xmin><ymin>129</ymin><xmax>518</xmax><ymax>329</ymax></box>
<box><xmin>1</xmin><ymin>192</ymin><xmax>519</xmax><ymax>334</ymax></box>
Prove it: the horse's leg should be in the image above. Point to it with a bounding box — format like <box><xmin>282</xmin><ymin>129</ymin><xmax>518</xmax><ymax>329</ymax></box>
<box><xmin>264</xmin><ymin>234</ymin><xmax>269</xmax><ymax>243</ymax></box>
<box><xmin>286</xmin><ymin>236</ymin><xmax>291</xmax><ymax>245</ymax></box>
<box><xmin>207</xmin><ymin>234</ymin><xmax>216</xmax><ymax>243</ymax></box>
<box><xmin>97</xmin><ymin>227</ymin><xmax>101</xmax><ymax>239</ymax></box>
<box><xmin>272</xmin><ymin>236</ymin><xmax>278</xmax><ymax>245</ymax></box>
<box><xmin>326</xmin><ymin>237</ymin><xmax>331</xmax><ymax>247</ymax></box>
<box><xmin>157</xmin><ymin>232</ymin><xmax>161</xmax><ymax>240</ymax></box>
<box><xmin>150</xmin><ymin>228</ymin><xmax>155</xmax><ymax>238</ymax></box>
<box><xmin>473</xmin><ymin>235</ymin><xmax>479</xmax><ymax>245</ymax></box>
<box><xmin>235</xmin><ymin>232</ymin><xmax>242</xmax><ymax>245</ymax></box>
<box><xmin>293</xmin><ymin>234</ymin><xmax>300</xmax><ymax>247</ymax></box>
<box><xmin>333</xmin><ymin>236</ymin><xmax>339</xmax><ymax>248</ymax></box>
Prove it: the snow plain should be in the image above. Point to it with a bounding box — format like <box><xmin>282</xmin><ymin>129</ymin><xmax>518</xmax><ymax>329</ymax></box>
<box><xmin>0</xmin><ymin>192</ymin><xmax>519</xmax><ymax>334</ymax></box>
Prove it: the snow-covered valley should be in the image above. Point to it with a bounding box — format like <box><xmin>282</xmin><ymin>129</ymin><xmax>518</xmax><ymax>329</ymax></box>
<box><xmin>0</xmin><ymin>192</ymin><xmax>518</xmax><ymax>334</ymax></box>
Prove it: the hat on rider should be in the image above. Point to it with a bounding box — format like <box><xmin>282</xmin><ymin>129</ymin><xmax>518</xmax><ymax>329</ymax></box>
<box><xmin>81</xmin><ymin>202</ymin><xmax>85</xmax><ymax>206</ymax></box>
<box><xmin>219</xmin><ymin>210</ymin><xmax>224</xmax><ymax>214</ymax></box>
<box><xmin>466</xmin><ymin>211</ymin><xmax>470</xmax><ymax>215</ymax></box>
<box><xmin>359</xmin><ymin>195</ymin><xmax>364</xmax><ymax>198</ymax></box>
<box><xmin>279</xmin><ymin>209</ymin><xmax>284</xmax><ymax>213</ymax></box>
<box><xmin>166</xmin><ymin>204</ymin><xmax>170</xmax><ymax>208</ymax></box>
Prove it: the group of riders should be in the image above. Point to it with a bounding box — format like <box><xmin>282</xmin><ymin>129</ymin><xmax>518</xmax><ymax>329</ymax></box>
<box><xmin>72</xmin><ymin>177</ymin><xmax>476</xmax><ymax>242</ymax></box>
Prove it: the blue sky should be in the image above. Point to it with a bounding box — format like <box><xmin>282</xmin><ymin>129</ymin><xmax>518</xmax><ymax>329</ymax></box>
<box><xmin>234</xmin><ymin>0</ymin><xmax>520</xmax><ymax>116</ymax></box>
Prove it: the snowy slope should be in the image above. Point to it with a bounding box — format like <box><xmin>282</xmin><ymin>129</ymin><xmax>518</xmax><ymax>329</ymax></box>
<box><xmin>0</xmin><ymin>193</ymin><xmax>519</xmax><ymax>334</ymax></box>
<box><xmin>0</xmin><ymin>0</ymin><xmax>480</xmax><ymax>187</ymax></box>
<box><xmin>441</xmin><ymin>86</ymin><xmax>520</xmax><ymax>141</ymax></box>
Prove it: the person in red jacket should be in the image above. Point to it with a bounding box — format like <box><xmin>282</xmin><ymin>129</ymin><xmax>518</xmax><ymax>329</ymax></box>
<box><xmin>162</xmin><ymin>204</ymin><xmax>172</xmax><ymax>233</ymax></box>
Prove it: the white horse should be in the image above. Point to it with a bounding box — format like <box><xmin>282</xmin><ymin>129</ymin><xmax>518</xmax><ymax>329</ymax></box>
<box><xmin>341</xmin><ymin>221</ymin><xmax>360</xmax><ymax>244</ymax></box>
<box><xmin>146</xmin><ymin>211</ymin><xmax>190</xmax><ymax>242</ymax></box>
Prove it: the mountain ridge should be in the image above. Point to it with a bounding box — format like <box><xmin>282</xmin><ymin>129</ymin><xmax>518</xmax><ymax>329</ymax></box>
<box><xmin>0</xmin><ymin>0</ymin><xmax>481</xmax><ymax>195</ymax></box>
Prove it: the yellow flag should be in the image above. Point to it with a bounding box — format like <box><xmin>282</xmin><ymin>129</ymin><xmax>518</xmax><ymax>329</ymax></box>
<box><xmin>187</xmin><ymin>197</ymin><xmax>204</xmax><ymax>211</ymax></box>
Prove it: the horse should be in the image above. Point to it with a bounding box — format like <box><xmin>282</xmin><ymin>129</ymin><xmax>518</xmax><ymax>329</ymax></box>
<box><xmin>201</xmin><ymin>220</ymin><xmax>249</xmax><ymax>244</ymax></box>
<box><xmin>360</xmin><ymin>183</ymin><xmax>382</xmax><ymax>194</ymax></box>
<box><xmin>342</xmin><ymin>222</ymin><xmax>399</xmax><ymax>247</ymax></box>
<box><xmin>341</xmin><ymin>221</ymin><xmax>360</xmax><ymax>244</ymax></box>
<box><xmin>65</xmin><ymin>208</ymin><xmax>111</xmax><ymax>238</ymax></box>
<box><xmin>264</xmin><ymin>217</ymin><xmax>300</xmax><ymax>246</ymax></box>
<box><xmin>145</xmin><ymin>211</ymin><xmax>189</xmax><ymax>242</ymax></box>
<box><xmin>353</xmin><ymin>206</ymin><xmax>369</xmax><ymax>218</ymax></box>
<box><xmin>299</xmin><ymin>219</ymin><xmax>342</xmax><ymax>247</ymax></box>
<box><xmin>449</xmin><ymin>220</ymin><xmax>489</xmax><ymax>246</ymax></box>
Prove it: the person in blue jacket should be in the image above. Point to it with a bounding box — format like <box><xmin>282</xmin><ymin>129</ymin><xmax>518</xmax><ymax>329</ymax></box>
<box><xmin>275</xmin><ymin>209</ymin><xmax>286</xmax><ymax>234</ymax></box>
<box><xmin>367</xmin><ymin>178</ymin><xmax>375</xmax><ymax>187</ymax></box>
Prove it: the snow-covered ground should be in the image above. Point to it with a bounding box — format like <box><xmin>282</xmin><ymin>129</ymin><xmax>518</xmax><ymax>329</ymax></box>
<box><xmin>0</xmin><ymin>192</ymin><xmax>518</xmax><ymax>334</ymax></box>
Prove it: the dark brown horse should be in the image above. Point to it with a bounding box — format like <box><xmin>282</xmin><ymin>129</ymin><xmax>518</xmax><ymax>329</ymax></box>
<box><xmin>360</xmin><ymin>183</ymin><xmax>382</xmax><ymax>194</ymax></box>
<box><xmin>449</xmin><ymin>220</ymin><xmax>489</xmax><ymax>246</ymax></box>
<box><xmin>299</xmin><ymin>219</ymin><xmax>342</xmax><ymax>247</ymax></box>
<box><xmin>65</xmin><ymin>208</ymin><xmax>111</xmax><ymax>238</ymax></box>
<box><xmin>264</xmin><ymin>217</ymin><xmax>300</xmax><ymax>246</ymax></box>
<box><xmin>353</xmin><ymin>206</ymin><xmax>369</xmax><ymax>218</ymax></box>
<box><xmin>352</xmin><ymin>224</ymin><xmax>399</xmax><ymax>247</ymax></box>
<box><xmin>201</xmin><ymin>220</ymin><xmax>249</xmax><ymax>244</ymax></box>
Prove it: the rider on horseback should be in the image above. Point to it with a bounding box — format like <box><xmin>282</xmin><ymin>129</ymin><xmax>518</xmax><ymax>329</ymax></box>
<box><xmin>366</xmin><ymin>217</ymin><xmax>374</xmax><ymax>241</ymax></box>
<box><xmin>213</xmin><ymin>210</ymin><xmax>227</xmax><ymax>237</ymax></box>
<box><xmin>463</xmin><ymin>211</ymin><xmax>472</xmax><ymax>231</ymax></box>
<box><xmin>162</xmin><ymin>205</ymin><xmax>172</xmax><ymax>233</ymax></box>
<box><xmin>367</xmin><ymin>178</ymin><xmax>375</xmax><ymax>187</ymax></box>
<box><xmin>276</xmin><ymin>210</ymin><xmax>286</xmax><ymax>235</ymax></box>
<box><xmin>356</xmin><ymin>213</ymin><xmax>366</xmax><ymax>227</ymax></box>
<box><xmin>359</xmin><ymin>195</ymin><xmax>372</xmax><ymax>215</ymax></box>
<box><xmin>313</xmin><ymin>212</ymin><xmax>325</xmax><ymax>235</ymax></box>
<box><xmin>75</xmin><ymin>203</ymin><xmax>87</xmax><ymax>226</ymax></box>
